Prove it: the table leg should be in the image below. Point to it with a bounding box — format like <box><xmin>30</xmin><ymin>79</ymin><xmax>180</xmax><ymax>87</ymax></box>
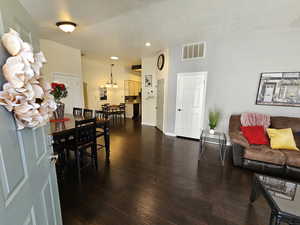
<box><xmin>273</xmin><ymin>215</ymin><xmax>282</xmax><ymax>225</ymax></box>
<box><xmin>219</xmin><ymin>134</ymin><xmax>227</xmax><ymax>166</ymax></box>
<box><xmin>74</xmin><ymin>149</ymin><xmax>81</xmax><ymax>183</ymax></box>
<box><xmin>222</xmin><ymin>139</ymin><xmax>227</xmax><ymax>166</ymax></box>
<box><xmin>104</xmin><ymin>123</ymin><xmax>110</xmax><ymax>162</ymax></box>
<box><xmin>250</xmin><ymin>175</ymin><xmax>260</xmax><ymax>203</ymax></box>
<box><xmin>198</xmin><ymin>132</ymin><xmax>206</xmax><ymax>160</ymax></box>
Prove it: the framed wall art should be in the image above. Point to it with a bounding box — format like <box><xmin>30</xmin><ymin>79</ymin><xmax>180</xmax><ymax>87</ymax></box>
<box><xmin>256</xmin><ymin>72</ymin><xmax>300</xmax><ymax>107</ymax></box>
<box><xmin>99</xmin><ymin>87</ymin><xmax>107</xmax><ymax>100</ymax></box>
<box><xmin>145</xmin><ymin>75</ymin><xmax>152</xmax><ymax>88</ymax></box>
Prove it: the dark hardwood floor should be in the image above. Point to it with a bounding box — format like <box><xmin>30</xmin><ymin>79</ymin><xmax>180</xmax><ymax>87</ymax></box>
<box><xmin>59</xmin><ymin>119</ymin><xmax>270</xmax><ymax>225</ymax></box>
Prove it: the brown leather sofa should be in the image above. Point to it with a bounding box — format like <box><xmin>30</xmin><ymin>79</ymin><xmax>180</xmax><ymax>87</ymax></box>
<box><xmin>229</xmin><ymin>115</ymin><xmax>300</xmax><ymax>180</ymax></box>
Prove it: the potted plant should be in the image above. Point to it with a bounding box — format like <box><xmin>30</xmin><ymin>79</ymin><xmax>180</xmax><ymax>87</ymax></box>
<box><xmin>209</xmin><ymin>110</ymin><xmax>220</xmax><ymax>134</ymax></box>
<box><xmin>50</xmin><ymin>82</ymin><xmax>68</xmax><ymax>120</ymax></box>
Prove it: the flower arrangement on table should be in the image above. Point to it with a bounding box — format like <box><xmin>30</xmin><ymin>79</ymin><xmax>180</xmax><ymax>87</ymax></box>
<box><xmin>50</xmin><ymin>82</ymin><xmax>68</xmax><ymax>120</ymax></box>
<box><xmin>0</xmin><ymin>28</ymin><xmax>57</xmax><ymax>130</ymax></box>
<box><xmin>50</xmin><ymin>82</ymin><xmax>68</xmax><ymax>102</ymax></box>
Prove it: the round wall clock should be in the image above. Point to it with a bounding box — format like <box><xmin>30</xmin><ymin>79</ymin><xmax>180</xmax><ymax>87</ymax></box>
<box><xmin>157</xmin><ymin>54</ymin><xmax>165</xmax><ymax>71</ymax></box>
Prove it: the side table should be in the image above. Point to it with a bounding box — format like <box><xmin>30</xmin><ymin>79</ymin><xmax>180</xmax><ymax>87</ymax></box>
<box><xmin>198</xmin><ymin>129</ymin><xmax>227</xmax><ymax>165</ymax></box>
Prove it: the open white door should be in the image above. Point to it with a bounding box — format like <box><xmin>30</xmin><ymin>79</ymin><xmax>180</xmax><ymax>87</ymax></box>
<box><xmin>175</xmin><ymin>72</ymin><xmax>207</xmax><ymax>139</ymax></box>
<box><xmin>0</xmin><ymin>4</ymin><xmax>62</xmax><ymax>225</ymax></box>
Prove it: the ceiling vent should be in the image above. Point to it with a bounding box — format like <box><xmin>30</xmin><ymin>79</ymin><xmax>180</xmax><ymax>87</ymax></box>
<box><xmin>182</xmin><ymin>42</ymin><xmax>206</xmax><ymax>61</ymax></box>
<box><xmin>132</xmin><ymin>64</ymin><xmax>142</xmax><ymax>72</ymax></box>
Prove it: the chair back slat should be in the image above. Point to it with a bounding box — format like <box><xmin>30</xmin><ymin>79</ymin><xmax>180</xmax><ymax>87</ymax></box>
<box><xmin>84</xmin><ymin>109</ymin><xmax>93</xmax><ymax>118</ymax></box>
<box><xmin>95</xmin><ymin>110</ymin><xmax>105</xmax><ymax>119</ymax></box>
<box><xmin>73</xmin><ymin>107</ymin><xmax>83</xmax><ymax>117</ymax></box>
<box><xmin>75</xmin><ymin>118</ymin><xmax>96</xmax><ymax>147</ymax></box>
<box><xmin>119</xmin><ymin>103</ymin><xmax>125</xmax><ymax>111</ymax></box>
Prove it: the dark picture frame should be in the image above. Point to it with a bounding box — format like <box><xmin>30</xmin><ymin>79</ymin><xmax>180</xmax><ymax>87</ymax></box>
<box><xmin>99</xmin><ymin>87</ymin><xmax>107</xmax><ymax>100</ymax></box>
<box><xmin>256</xmin><ymin>72</ymin><xmax>300</xmax><ymax>107</ymax></box>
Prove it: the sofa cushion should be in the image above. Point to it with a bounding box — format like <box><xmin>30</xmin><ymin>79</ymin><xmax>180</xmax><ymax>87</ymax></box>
<box><xmin>281</xmin><ymin>150</ymin><xmax>300</xmax><ymax>167</ymax></box>
<box><xmin>294</xmin><ymin>134</ymin><xmax>300</xmax><ymax>148</ymax></box>
<box><xmin>241</xmin><ymin>126</ymin><xmax>269</xmax><ymax>145</ymax></box>
<box><xmin>267</xmin><ymin>128</ymin><xmax>299</xmax><ymax>151</ymax></box>
<box><xmin>244</xmin><ymin>146</ymin><xmax>286</xmax><ymax>165</ymax></box>
<box><xmin>271</xmin><ymin>116</ymin><xmax>300</xmax><ymax>133</ymax></box>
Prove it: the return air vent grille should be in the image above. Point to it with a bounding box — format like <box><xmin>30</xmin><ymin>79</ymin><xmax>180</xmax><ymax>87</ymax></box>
<box><xmin>182</xmin><ymin>42</ymin><xmax>206</xmax><ymax>60</ymax></box>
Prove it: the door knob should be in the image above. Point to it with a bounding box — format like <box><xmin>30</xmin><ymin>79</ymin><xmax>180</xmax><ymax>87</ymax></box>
<box><xmin>50</xmin><ymin>154</ymin><xmax>59</xmax><ymax>164</ymax></box>
<box><xmin>177</xmin><ymin>109</ymin><xmax>182</xmax><ymax>111</ymax></box>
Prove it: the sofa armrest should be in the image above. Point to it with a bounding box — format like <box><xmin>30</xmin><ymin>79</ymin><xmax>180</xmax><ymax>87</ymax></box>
<box><xmin>229</xmin><ymin>132</ymin><xmax>248</xmax><ymax>167</ymax></box>
<box><xmin>232</xmin><ymin>143</ymin><xmax>245</xmax><ymax>167</ymax></box>
<box><xmin>229</xmin><ymin>132</ymin><xmax>249</xmax><ymax>148</ymax></box>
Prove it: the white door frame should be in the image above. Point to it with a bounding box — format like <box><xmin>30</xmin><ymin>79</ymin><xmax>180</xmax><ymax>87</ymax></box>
<box><xmin>156</xmin><ymin>79</ymin><xmax>165</xmax><ymax>132</ymax></box>
<box><xmin>175</xmin><ymin>71</ymin><xmax>207</xmax><ymax>138</ymax></box>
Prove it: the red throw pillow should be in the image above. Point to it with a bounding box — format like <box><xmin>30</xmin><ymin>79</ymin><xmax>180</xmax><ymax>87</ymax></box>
<box><xmin>240</xmin><ymin>126</ymin><xmax>269</xmax><ymax>145</ymax></box>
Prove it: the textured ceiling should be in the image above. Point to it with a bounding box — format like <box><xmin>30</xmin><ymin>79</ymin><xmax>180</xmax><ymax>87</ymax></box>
<box><xmin>19</xmin><ymin>0</ymin><xmax>300</xmax><ymax>64</ymax></box>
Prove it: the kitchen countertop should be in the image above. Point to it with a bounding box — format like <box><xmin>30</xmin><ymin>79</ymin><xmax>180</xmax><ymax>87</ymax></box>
<box><xmin>125</xmin><ymin>102</ymin><xmax>140</xmax><ymax>104</ymax></box>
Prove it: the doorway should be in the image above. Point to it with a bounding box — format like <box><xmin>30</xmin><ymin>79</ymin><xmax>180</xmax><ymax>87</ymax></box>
<box><xmin>156</xmin><ymin>79</ymin><xmax>164</xmax><ymax>131</ymax></box>
<box><xmin>175</xmin><ymin>72</ymin><xmax>207</xmax><ymax>139</ymax></box>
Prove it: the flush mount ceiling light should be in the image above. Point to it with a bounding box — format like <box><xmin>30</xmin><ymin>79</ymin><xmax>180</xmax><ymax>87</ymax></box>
<box><xmin>145</xmin><ymin>42</ymin><xmax>151</xmax><ymax>47</ymax></box>
<box><xmin>56</xmin><ymin>21</ymin><xmax>77</xmax><ymax>33</ymax></box>
<box><xmin>110</xmin><ymin>56</ymin><xmax>119</xmax><ymax>60</ymax></box>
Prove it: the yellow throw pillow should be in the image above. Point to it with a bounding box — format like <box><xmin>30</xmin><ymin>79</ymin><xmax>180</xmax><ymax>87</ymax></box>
<box><xmin>267</xmin><ymin>128</ymin><xmax>299</xmax><ymax>151</ymax></box>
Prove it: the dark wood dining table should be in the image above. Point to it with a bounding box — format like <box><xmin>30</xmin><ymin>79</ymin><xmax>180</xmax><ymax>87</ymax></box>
<box><xmin>50</xmin><ymin>114</ymin><xmax>110</xmax><ymax>160</ymax></box>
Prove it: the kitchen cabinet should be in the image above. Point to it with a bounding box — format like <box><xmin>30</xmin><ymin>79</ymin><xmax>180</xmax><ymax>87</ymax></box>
<box><xmin>124</xmin><ymin>80</ymin><xmax>141</xmax><ymax>96</ymax></box>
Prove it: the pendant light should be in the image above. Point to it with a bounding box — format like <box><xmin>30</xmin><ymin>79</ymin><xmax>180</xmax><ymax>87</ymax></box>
<box><xmin>105</xmin><ymin>64</ymin><xmax>118</xmax><ymax>88</ymax></box>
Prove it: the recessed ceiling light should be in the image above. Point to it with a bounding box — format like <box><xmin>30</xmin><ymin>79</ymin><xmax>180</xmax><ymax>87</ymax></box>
<box><xmin>56</xmin><ymin>21</ymin><xmax>77</xmax><ymax>33</ymax></box>
<box><xmin>110</xmin><ymin>56</ymin><xmax>119</xmax><ymax>60</ymax></box>
<box><xmin>145</xmin><ymin>42</ymin><xmax>151</xmax><ymax>47</ymax></box>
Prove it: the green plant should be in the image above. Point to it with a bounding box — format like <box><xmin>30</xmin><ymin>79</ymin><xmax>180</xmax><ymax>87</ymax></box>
<box><xmin>209</xmin><ymin>110</ymin><xmax>220</xmax><ymax>129</ymax></box>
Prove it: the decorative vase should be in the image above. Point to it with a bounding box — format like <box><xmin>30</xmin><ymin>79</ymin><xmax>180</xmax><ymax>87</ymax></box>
<box><xmin>209</xmin><ymin>128</ymin><xmax>215</xmax><ymax>135</ymax></box>
<box><xmin>53</xmin><ymin>101</ymin><xmax>65</xmax><ymax>120</ymax></box>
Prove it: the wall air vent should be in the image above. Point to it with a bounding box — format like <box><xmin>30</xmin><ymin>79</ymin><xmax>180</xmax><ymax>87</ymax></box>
<box><xmin>132</xmin><ymin>64</ymin><xmax>142</xmax><ymax>72</ymax></box>
<box><xmin>182</xmin><ymin>42</ymin><xmax>206</xmax><ymax>61</ymax></box>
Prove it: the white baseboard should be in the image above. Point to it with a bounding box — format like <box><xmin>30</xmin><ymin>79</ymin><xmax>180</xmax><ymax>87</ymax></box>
<box><xmin>141</xmin><ymin>122</ymin><xmax>155</xmax><ymax>126</ymax></box>
<box><xmin>164</xmin><ymin>132</ymin><xmax>176</xmax><ymax>137</ymax></box>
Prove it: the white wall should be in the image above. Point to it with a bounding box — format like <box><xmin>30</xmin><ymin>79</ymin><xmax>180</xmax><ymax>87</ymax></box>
<box><xmin>40</xmin><ymin>39</ymin><xmax>84</xmax><ymax>109</ymax></box>
<box><xmin>166</xmin><ymin>30</ymin><xmax>300</xmax><ymax>134</ymax></box>
<box><xmin>142</xmin><ymin>50</ymin><xmax>170</xmax><ymax>128</ymax></box>
<box><xmin>141</xmin><ymin>57</ymin><xmax>157</xmax><ymax>126</ymax></box>
<box><xmin>82</xmin><ymin>57</ymin><xmax>140</xmax><ymax>110</ymax></box>
<box><xmin>40</xmin><ymin>39</ymin><xmax>83</xmax><ymax>82</ymax></box>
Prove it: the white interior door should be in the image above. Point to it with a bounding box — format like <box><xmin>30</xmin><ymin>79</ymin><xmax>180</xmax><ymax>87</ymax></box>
<box><xmin>0</xmin><ymin>33</ymin><xmax>62</xmax><ymax>225</ymax></box>
<box><xmin>53</xmin><ymin>73</ymin><xmax>84</xmax><ymax>114</ymax></box>
<box><xmin>156</xmin><ymin>79</ymin><xmax>164</xmax><ymax>131</ymax></box>
<box><xmin>175</xmin><ymin>72</ymin><xmax>207</xmax><ymax>139</ymax></box>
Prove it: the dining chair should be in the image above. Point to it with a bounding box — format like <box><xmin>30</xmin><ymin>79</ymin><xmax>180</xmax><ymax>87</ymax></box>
<box><xmin>52</xmin><ymin>134</ymin><xmax>69</xmax><ymax>179</ymax></box>
<box><xmin>73</xmin><ymin>107</ymin><xmax>83</xmax><ymax>117</ymax></box>
<box><xmin>95</xmin><ymin>110</ymin><xmax>106</xmax><ymax>150</ymax></box>
<box><xmin>72</xmin><ymin>118</ymin><xmax>97</xmax><ymax>182</ymax></box>
<box><xmin>101</xmin><ymin>104</ymin><xmax>110</xmax><ymax>119</ymax></box>
<box><xmin>118</xmin><ymin>103</ymin><xmax>126</xmax><ymax>120</ymax></box>
<box><xmin>109</xmin><ymin>105</ymin><xmax>119</xmax><ymax>121</ymax></box>
<box><xmin>83</xmin><ymin>109</ymin><xmax>93</xmax><ymax>118</ymax></box>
